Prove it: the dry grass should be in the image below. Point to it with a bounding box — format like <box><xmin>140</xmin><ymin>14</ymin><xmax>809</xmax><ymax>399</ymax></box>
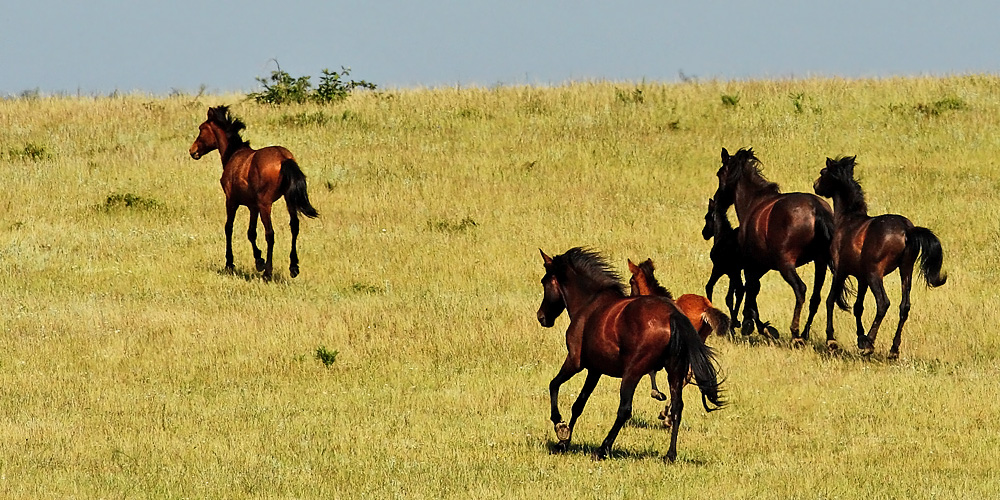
<box><xmin>1</xmin><ymin>76</ymin><xmax>999</xmax><ymax>498</ymax></box>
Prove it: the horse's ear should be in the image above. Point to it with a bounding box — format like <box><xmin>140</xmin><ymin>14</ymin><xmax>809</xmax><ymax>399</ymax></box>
<box><xmin>721</xmin><ymin>148</ymin><xmax>730</xmax><ymax>163</ymax></box>
<box><xmin>826</xmin><ymin>157</ymin><xmax>835</xmax><ymax>167</ymax></box>
<box><xmin>641</xmin><ymin>258</ymin><xmax>655</xmax><ymax>270</ymax></box>
<box><xmin>627</xmin><ymin>259</ymin><xmax>639</xmax><ymax>274</ymax></box>
<box><xmin>540</xmin><ymin>249</ymin><xmax>553</xmax><ymax>265</ymax></box>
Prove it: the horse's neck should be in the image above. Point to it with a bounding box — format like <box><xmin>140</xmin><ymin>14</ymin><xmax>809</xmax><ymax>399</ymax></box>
<box><xmin>212</xmin><ymin>125</ymin><xmax>250</xmax><ymax>166</ymax></box>
<box><xmin>562</xmin><ymin>284</ymin><xmax>618</xmax><ymax>320</ymax></box>
<box><xmin>733</xmin><ymin>181</ymin><xmax>779</xmax><ymax>223</ymax></box>
<box><xmin>831</xmin><ymin>190</ymin><xmax>869</xmax><ymax>222</ymax></box>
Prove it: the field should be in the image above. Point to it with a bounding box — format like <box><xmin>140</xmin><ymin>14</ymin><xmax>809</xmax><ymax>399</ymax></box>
<box><xmin>1</xmin><ymin>76</ymin><xmax>999</xmax><ymax>498</ymax></box>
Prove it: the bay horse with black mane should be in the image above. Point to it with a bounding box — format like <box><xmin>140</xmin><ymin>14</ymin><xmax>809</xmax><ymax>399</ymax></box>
<box><xmin>189</xmin><ymin>106</ymin><xmax>319</xmax><ymax>280</ymax></box>
<box><xmin>537</xmin><ymin>247</ymin><xmax>724</xmax><ymax>462</ymax></box>
<box><xmin>713</xmin><ymin>148</ymin><xmax>835</xmax><ymax>348</ymax></box>
<box><xmin>702</xmin><ymin>197</ymin><xmax>745</xmax><ymax>334</ymax></box>
<box><xmin>627</xmin><ymin>258</ymin><xmax>729</xmax><ymax>419</ymax></box>
<box><xmin>814</xmin><ymin>156</ymin><xmax>947</xmax><ymax>358</ymax></box>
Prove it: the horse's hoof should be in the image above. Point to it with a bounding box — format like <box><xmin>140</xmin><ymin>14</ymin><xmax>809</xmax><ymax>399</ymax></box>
<box><xmin>792</xmin><ymin>338</ymin><xmax>805</xmax><ymax>349</ymax></box>
<box><xmin>741</xmin><ymin>319</ymin><xmax>755</xmax><ymax>336</ymax></box>
<box><xmin>552</xmin><ymin>440</ymin><xmax>570</xmax><ymax>454</ymax></box>
<box><xmin>658</xmin><ymin>409</ymin><xmax>668</xmax><ymax>421</ymax></box>
<box><xmin>664</xmin><ymin>451</ymin><xmax>677</xmax><ymax>463</ymax></box>
<box><xmin>555</xmin><ymin>422</ymin><xmax>571</xmax><ymax>442</ymax></box>
<box><xmin>593</xmin><ymin>448</ymin><xmax>608</xmax><ymax>461</ymax></box>
<box><xmin>887</xmin><ymin>350</ymin><xmax>900</xmax><ymax>360</ymax></box>
<box><xmin>859</xmin><ymin>347</ymin><xmax>874</xmax><ymax>357</ymax></box>
<box><xmin>255</xmin><ymin>258</ymin><xmax>266</xmax><ymax>272</ymax></box>
<box><xmin>650</xmin><ymin>390</ymin><xmax>667</xmax><ymax>401</ymax></box>
<box><xmin>827</xmin><ymin>340</ymin><xmax>840</xmax><ymax>352</ymax></box>
<box><xmin>764</xmin><ymin>325</ymin><xmax>780</xmax><ymax>339</ymax></box>
<box><xmin>289</xmin><ymin>265</ymin><xmax>300</xmax><ymax>278</ymax></box>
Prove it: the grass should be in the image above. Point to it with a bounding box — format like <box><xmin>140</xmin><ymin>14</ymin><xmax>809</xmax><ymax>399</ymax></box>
<box><xmin>0</xmin><ymin>76</ymin><xmax>999</xmax><ymax>498</ymax></box>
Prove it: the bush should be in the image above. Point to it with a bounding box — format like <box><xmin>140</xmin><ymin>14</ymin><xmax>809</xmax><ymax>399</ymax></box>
<box><xmin>248</xmin><ymin>64</ymin><xmax>376</xmax><ymax>105</ymax></box>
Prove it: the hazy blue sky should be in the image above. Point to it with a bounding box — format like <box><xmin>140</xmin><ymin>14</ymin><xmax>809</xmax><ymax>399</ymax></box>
<box><xmin>2</xmin><ymin>1</ymin><xmax>997</xmax><ymax>95</ymax></box>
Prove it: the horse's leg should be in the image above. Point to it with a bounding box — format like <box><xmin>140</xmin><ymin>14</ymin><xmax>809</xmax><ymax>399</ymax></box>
<box><xmin>889</xmin><ymin>261</ymin><xmax>915</xmax><ymax>359</ymax></box>
<box><xmin>648</xmin><ymin>370</ymin><xmax>666</xmax><ymax>401</ymax></box>
<box><xmin>778</xmin><ymin>266</ymin><xmax>807</xmax><ymax>347</ymax></box>
<box><xmin>565</xmin><ymin>370</ymin><xmax>601</xmax><ymax>444</ymax></box>
<box><xmin>549</xmin><ymin>358</ymin><xmax>582</xmax><ymax>451</ymax></box>
<box><xmin>740</xmin><ymin>271</ymin><xmax>763</xmax><ymax>336</ymax></box>
<box><xmin>853</xmin><ymin>281</ymin><xmax>869</xmax><ymax>339</ymax></box>
<box><xmin>224</xmin><ymin>200</ymin><xmax>238</xmax><ymax>271</ymax></box>
<box><xmin>594</xmin><ymin>372</ymin><xmax>641</xmax><ymax>460</ymax></box>
<box><xmin>730</xmin><ymin>271</ymin><xmax>745</xmax><ymax>334</ymax></box>
<box><xmin>705</xmin><ymin>266</ymin><xmax>723</xmax><ymax>302</ymax></box>
<box><xmin>664</xmin><ymin>368</ymin><xmax>686</xmax><ymax>462</ymax></box>
<box><xmin>801</xmin><ymin>259</ymin><xmax>828</xmax><ymax>341</ymax></box>
<box><xmin>825</xmin><ymin>271</ymin><xmax>847</xmax><ymax>351</ymax></box>
<box><xmin>246</xmin><ymin>207</ymin><xmax>265</xmax><ymax>272</ymax></box>
<box><xmin>258</xmin><ymin>203</ymin><xmax>275</xmax><ymax>281</ymax></box>
<box><xmin>860</xmin><ymin>274</ymin><xmax>890</xmax><ymax>355</ymax></box>
<box><xmin>287</xmin><ymin>203</ymin><xmax>301</xmax><ymax>278</ymax></box>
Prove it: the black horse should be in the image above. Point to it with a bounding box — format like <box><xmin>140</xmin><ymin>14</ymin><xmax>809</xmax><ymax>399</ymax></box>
<box><xmin>702</xmin><ymin>197</ymin><xmax>744</xmax><ymax>335</ymax></box>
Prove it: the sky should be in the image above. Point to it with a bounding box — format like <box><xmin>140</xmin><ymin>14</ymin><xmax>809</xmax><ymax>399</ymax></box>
<box><xmin>2</xmin><ymin>1</ymin><xmax>998</xmax><ymax>95</ymax></box>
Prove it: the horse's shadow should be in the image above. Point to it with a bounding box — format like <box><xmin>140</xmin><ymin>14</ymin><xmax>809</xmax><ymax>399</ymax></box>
<box><xmin>545</xmin><ymin>439</ymin><xmax>708</xmax><ymax>465</ymax></box>
<box><xmin>214</xmin><ymin>265</ymin><xmax>289</xmax><ymax>284</ymax></box>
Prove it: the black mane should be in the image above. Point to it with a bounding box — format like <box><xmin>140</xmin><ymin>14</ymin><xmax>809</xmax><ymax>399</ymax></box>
<box><xmin>724</xmin><ymin>148</ymin><xmax>780</xmax><ymax>195</ymax></box>
<box><xmin>207</xmin><ymin>105</ymin><xmax>250</xmax><ymax>150</ymax></box>
<box><xmin>637</xmin><ymin>259</ymin><xmax>673</xmax><ymax>299</ymax></box>
<box><xmin>828</xmin><ymin>156</ymin><xmax>868</xmax><ymax>215</ymax></box>
<box><xmin>551</xmin><ymin>247</ymin><xmax>625</xmax><ymax>296</ymax></box>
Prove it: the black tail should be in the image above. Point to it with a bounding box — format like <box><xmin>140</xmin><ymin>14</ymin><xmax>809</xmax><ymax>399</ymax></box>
<box><xmin>281</xmin><ymin>159</ymin><xmax>319</xmax><ymax>219</ymax></box>
<box><xmin>664</xmin><ymin>312</ymin><xmax>725</xmax><ymax>412</ymax></box>
<box><xmin>907</xmin><ymin>226</ymin><xmax>947</xmax><ymax>287</ymax></box>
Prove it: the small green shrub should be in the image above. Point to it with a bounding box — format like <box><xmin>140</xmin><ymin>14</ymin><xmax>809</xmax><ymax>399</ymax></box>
<box><xmin>276</xmin><ymin>111</ymin><xmax>331</xmax><ymax>127</ymax></box>
<box><xmin>315</xmin><ymin>346</ymin><xmax>339</xmax><ymax>367</ymax></box>
<box><xmin>248</xmin><ymin>64</ymin><xmax>376</xmax><ymax>105</ymax></box>
<box><xmin>8</xmin><ymin>143</ymin><xmax>51</xmax><ymax>162</ymax></box>
<box><xmin>427</xmin><ymin>216</ymin><xmax>478</xmax><ymax>233</ymax></box>
<box><xmin>615</xmin><ymin>87</ymin><xmax>644</xmax><ymax>104</ymax></box>
<box><xmin>98</xmin><ymin>193</ymin><xmax>163</xmax><ymax>212</ymax></box>
<box><xmin>721</xmin><ymin>94</ymin><xmax>740</xmax><ymax>107</ymax></box>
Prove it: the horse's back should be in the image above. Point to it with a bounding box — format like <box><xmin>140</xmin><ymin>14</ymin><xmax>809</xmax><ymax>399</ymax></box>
<box><xmin>744</xmin><ymin>192</ymin><xmax>832</xmax><ymax>267</ymax></box>
<box><xmin>581</xmin><ymin>296</ymin><xmax>677</xmax><ymax>377</ymax></box>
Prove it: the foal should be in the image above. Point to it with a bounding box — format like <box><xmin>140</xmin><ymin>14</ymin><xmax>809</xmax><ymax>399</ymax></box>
<box><xmin>702</xmin><ymin>197</ymin><xmax>744</xmax><ymax>334</ymax></box>
<box><xmin>814</xmin><ymin>156</ymin><xmax>947</xmax><ymax>357</ymax></box>
<box><xmin>189</xmin><ymin>106</ymin><xmax>319</xmax><ymax>280</ymax></box>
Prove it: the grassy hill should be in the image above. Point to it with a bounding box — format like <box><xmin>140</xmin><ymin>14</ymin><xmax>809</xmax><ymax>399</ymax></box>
<box><xmin>1</xmin><ymin>76</ymin><xmax>998</xmax><ymax>498</ymax></box>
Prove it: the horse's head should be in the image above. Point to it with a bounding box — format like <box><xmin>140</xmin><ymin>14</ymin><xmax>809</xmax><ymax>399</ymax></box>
<box><xmin>189</xmin><ymin>106</ymin><xmax>247</xmax><ymax>160</ymax></box>
<box><xmin>537</xmin><ymin>250</ymin><xmax>566</xmax><ymax>327</ymax></box>
<box><xmin>189</xmin><ymin>110</ymin><xmax>220</xmax><ymax>160</ymax></box>
<box><xmin>714</xmin><ymin>147</ymin><xmax>766</xmax><ymax>209</ymax></box>
<box><xmin>814</xmin><ymin>156</ymin><xmax>856</xmax><ymax>197</ymax></box>
<box><xmin>702</xmin><ymin>197</ymin><xmax>718</xmax><ymax>240</ymax></box>
<box><xmin>627</xmin><ymin>259</ymin><xmax>652</xmax><ymax>296</ymax></box>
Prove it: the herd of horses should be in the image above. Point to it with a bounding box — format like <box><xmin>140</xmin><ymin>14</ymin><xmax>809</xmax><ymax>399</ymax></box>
<box><xmin>187</xmin><ymin>106</ymin><xmax>947</xmax><ymax>463</ymax></box>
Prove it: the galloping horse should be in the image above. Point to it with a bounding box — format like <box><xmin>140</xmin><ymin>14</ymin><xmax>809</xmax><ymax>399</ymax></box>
<box><xmin>189</xmin><ymin>106</ymin><xmax>319</xmax><ymax>280</ymax></box>
<box><xmin>537</xmin><ymin>248</ymin><xmax>724</xmax><ymax>462</ymax></box>
<box><xmin>627</xmin><ymin>258</ymin><xmax>729</xmax><ymax>416</ymax></box>
<box><xmin>702</xmin><ymin>197</ymin><xmax>745</xmax><ymax>333</ymax></box>
<box><xmin>713</xmin><ymin>148</ymin><xmax>835</xmax><ymax>348</ymax></box>
<box><xmin>814</xmin><ymin>156</ymin><xmax>947</xmax><ymax>357</ymax></box>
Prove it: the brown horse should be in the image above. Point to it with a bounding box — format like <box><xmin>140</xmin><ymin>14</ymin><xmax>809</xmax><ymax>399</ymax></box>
<box><xmin>714</xmin><ymin>148</ymin><xmax>835</xmax><ymax>348</ymax></box>
<box><xmin>189</xmin><ymin>106</ymin><xmax>319</xmax><ymax>280</ymax></box>
<box><xmin>537</xmin><ymin>247</ymin><xmax>724</xmax><ymax>462</ymax></box>
<box><xmin>814</xmin><ymin>156</ymin><xmax>947</xmax><ymax>358</ymax></box>
<box><xmin>627</xmin><ymin>258</ymin><xmax>729</xmax><ymax>415</ymax></box>
<box><xmin>702</xmin><ymin>197</ymin><xmax>744</xmax><ymax>333</ymax></box>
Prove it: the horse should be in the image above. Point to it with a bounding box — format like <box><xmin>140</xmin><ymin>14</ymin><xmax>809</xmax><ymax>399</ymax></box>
<box><xmin>813</xmin><ymin>156</ymin><xmax>947</xmax><ymax>358</ymax></box>
<box><xmin>702</xmin><ymin>197</ymin><xmax>745</xmax><ymax>333</ymax></box>
<box><xmin>537</xmin><ymin>247</ymin><xmax>724</xmax><ymax>462</ymax></box>
<box><xmin>713</xmin><ymin>148</ymin><xmax>835</xmax><ymax>349</ymax></box>
<box><xmin>189</xmin><ymin>106</ymin><xmax>319</xmax><ymax>281</ymax></box>
<box><xmin>627</xmin><ymin>258</ymin><xmax>729</xmax><ymax>420</ymax></box>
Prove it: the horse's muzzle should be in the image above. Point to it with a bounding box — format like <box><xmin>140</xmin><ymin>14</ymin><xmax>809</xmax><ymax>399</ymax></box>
<box><xmin>190</xmin><ymin>151</ymin><xmax>202</xmax><ymax>160</ymax></box>
<box><xmin>537</xmin><ymin>311</ymin><xmax>554</xmax><ymax>328</ymax></box>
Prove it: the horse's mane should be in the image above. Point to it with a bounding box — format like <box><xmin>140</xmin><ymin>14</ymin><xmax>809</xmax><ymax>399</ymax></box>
<box><xmin>828</xmin><ymin>156</ymin><xmax>868</xmax><ymax>215</ymax></box>
<box><xmin>552</xmin><ymin>247</ymin><xmax>625</xmax><ymax>296</ymax></box>
<box><xmin>637</xmin><ymin>259</ymin><xmax>673</xmax><ymax>299</ymax></box>
<box><xmin>207</xmin><ymin>105</ymin><xmax>250</xmax><ymax>150</ymax></box>
<box><xmin>726</xmin><ymin>148</ymin><xmax>780</xmax><ymax>195</ymax></box>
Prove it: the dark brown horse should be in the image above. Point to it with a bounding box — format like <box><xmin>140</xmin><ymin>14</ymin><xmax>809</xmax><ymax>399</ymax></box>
<box><xmin>814</xmin><ymin>156</ymin><xmax>947</xmax><ymax>358</ymax></box>
<box><xmin>189</xmin><ymin>106</ymin><xmax>318</xmax><ymax>280</ymax></box>
<box><xmin>627</xmin><ymin>258</ymin><xmax>729</xmax><ymax>416</ymax></box>
<box><xmin>702</xmin><ymin>197</ymin><xmax>744</xmax><ymax>334</ymax></box>
<box><xmin>537</xmin><ymin>247</ymin><xmax>724</xmax><ymax>462</ymax></box>
<box><xmin>713</xmin><ymin>148</ymin><xmax>835</xmax><ymax>348</ymax></box>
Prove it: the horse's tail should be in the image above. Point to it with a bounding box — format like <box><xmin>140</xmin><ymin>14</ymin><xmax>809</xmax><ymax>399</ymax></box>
<box><xmin>907</xmin><ymin>226</ymin><xmax>947</xmax><ymax>287</ymax></box>
<box><xmin>664</xmin><ymin>312</ymin><xmax>725</xmax><ymax>412</ymax></box>
<box><xmin>701</xmin><ymin>305</ymin><xmax>730</xmax><ymax>337</ymax></box>
<box><xmin>281</xmin><ymin>159</ymin><xmax>319</xmax><ymax>219</ymax></box>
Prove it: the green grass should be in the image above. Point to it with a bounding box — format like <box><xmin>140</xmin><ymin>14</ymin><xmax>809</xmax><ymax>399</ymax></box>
<box><xmin>1</xmin><ymin>76</ymin><xmax>999</xmax><ymax>498</ymax></box>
